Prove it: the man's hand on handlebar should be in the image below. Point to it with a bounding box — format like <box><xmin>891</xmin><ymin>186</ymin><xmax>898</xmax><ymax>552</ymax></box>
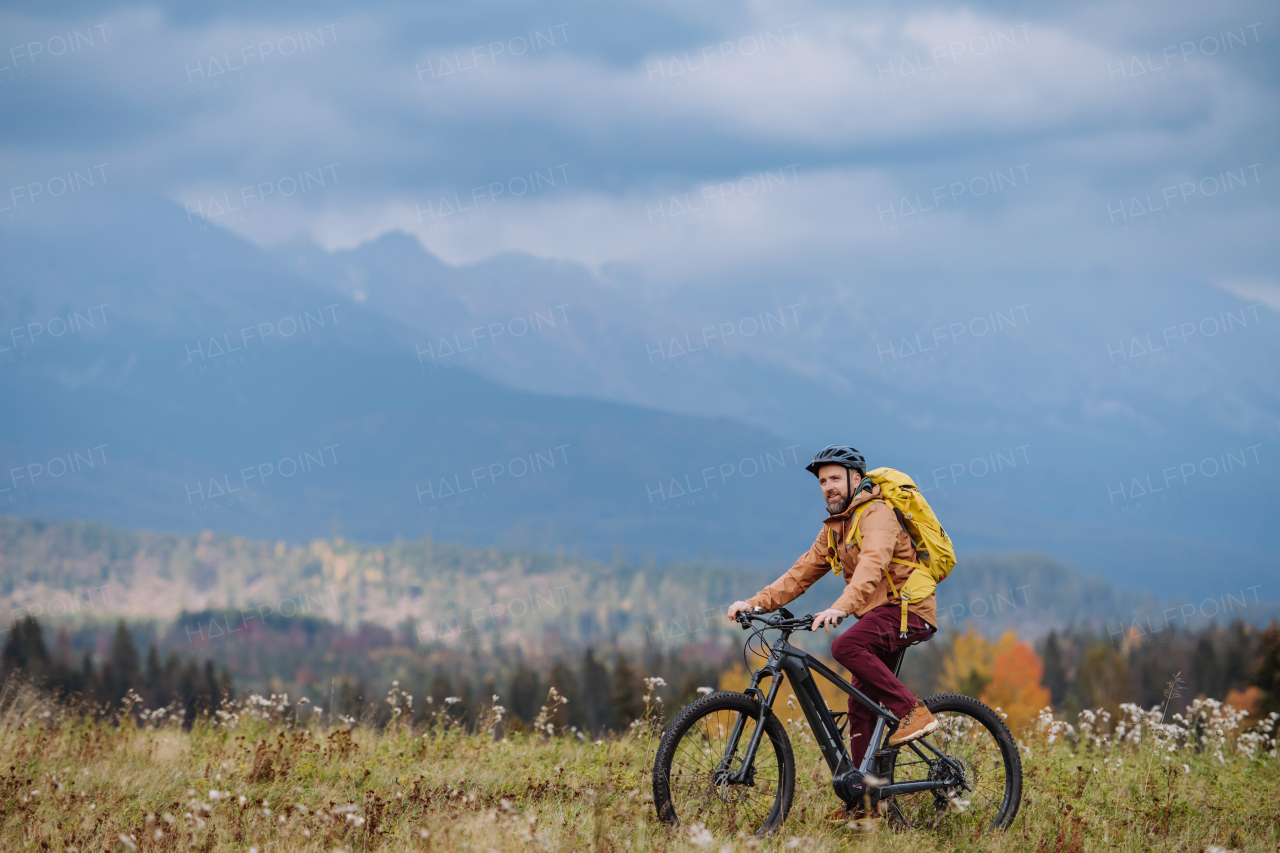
<box><xmin>811</xmin><ymin>608</ymin><xmax>847</xmax><ymax>634</ymax></box>
<box><xmin>727</xmin><ymin>601</ymin><xmax>754</xmax><ymax>623</ymax></box>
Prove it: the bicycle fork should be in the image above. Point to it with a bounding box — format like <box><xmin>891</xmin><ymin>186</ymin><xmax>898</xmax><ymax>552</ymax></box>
<box><xmin>722</xmin><ymin>664</ymin><xmax>785</xmax><ymax>785</ymax></box>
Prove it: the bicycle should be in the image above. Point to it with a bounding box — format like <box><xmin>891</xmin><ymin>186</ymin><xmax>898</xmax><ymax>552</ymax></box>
<box><xmin>652</xmin><ymin>607</ymin><xmax>1022</xmax><ymax>834</ymax></box>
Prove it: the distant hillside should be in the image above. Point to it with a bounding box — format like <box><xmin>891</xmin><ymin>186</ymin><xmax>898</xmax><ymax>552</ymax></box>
<box><xmin>2</xmin><ymin>197</ymin><xmax>1276</xmax><ymax>599</ymax></box>
<box><xmin>2</xmin><ymin>519</ymin><xmax>1272</xmax><ymax>653</ymax></box>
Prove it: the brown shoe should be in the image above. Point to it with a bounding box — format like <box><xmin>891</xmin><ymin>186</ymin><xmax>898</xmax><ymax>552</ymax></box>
<box><xmin>825</xmin><ymin>805</ymin><xmax>852</xmax><ymax>824</ymax></box>
<box><xmin>827</xmin><ymin>803</ymin><xmax>882</xmax><ymax>830</ymax></box>
<box><xmin>888</xmin><ymin>703</ymin><xmax>938</xmax><ymax>747</ymax></box>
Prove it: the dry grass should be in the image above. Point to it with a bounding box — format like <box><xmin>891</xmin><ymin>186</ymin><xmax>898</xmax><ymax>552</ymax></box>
<box><xmin>0</xmin><ymin>684</ymin><xmax>1277</xmax><ymax>852</ymax></box>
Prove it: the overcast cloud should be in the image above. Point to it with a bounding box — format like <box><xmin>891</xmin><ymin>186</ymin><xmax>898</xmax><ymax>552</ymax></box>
<box><xmin>1</xmin><ymin>0</ymin><xmax>1276</xmax><ymax>288</ymax></box>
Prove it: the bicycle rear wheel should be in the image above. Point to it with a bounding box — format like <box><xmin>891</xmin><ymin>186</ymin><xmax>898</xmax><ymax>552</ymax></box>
<box><xmin>884</xmin><ymin>692</ymin><xmax>1022</xmax><ymax>831</ymax></box>
<box><xmin>653</xmin><ymin>691</ymin><xmax>795</xmax><ymax>835</ymax></box>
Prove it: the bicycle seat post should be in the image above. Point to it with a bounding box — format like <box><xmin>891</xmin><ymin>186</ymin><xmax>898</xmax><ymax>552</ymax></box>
<box><xmin>890</xmin><ymin>647</ymin><xmax>907</xmax><ymax>678</ymax></box>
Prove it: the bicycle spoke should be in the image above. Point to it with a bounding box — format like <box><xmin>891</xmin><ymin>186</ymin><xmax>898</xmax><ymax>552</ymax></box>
<box><xmin>662</xmin><ymin>704</ymin><xmax>784</xmax><ymax>834</ymax></box>
<box><xmin>886</xmin><ymin>708</ymin><xmax>1010</xmax><ymax>832</ymax></box>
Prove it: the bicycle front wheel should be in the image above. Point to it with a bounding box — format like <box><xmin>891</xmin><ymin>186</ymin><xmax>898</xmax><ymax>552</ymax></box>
<box><xmin>885</xmin><ymin>692</ymin><xmax>1022</xmax><ymax>831</ymax></box>
<box><xmin>653</xmin><ymin>691</ymin><xmax>795</xmax><ymax>835</ymax></box>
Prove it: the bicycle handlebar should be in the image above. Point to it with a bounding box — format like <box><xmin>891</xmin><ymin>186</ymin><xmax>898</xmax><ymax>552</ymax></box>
<box><xmin>734</xmin><ymin>610</ymin><xmax>841</xmax><ymax>631</ymax></box>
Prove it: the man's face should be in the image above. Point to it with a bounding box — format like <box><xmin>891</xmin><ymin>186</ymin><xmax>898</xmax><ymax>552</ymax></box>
<box><xmin>818</xmin><ymin>464</ymin><xmax>861</xmax><ymax>515</ymax></box>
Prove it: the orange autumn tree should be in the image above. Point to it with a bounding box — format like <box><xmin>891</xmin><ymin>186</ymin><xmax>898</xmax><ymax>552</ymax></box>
<box><xmin>941</xmin><ymin>627</ymin><xmax>1050</xmax><ymax>731</ymax></box>
<box><xmin>981</xmin><ymin>631</ymin><xmax>1051</xmax><ymax>731</ymax></box>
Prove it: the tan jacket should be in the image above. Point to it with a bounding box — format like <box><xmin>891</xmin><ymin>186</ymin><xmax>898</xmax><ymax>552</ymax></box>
<box><xmin>746</xmin><ymin>484</ymin><xmax>937</xmax><ymax>626</ymax></box>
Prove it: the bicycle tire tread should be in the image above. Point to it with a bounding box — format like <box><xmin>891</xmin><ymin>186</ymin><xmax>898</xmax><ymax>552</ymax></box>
<box><xmin>652</xmin><ymin>691</ymin><xmax>795</xmax><ymax>832</ymax></box>
<box><xmin>913</xmin><ymin>692</ymin><xmax>1023</xmax><ymax>829</ymax></box>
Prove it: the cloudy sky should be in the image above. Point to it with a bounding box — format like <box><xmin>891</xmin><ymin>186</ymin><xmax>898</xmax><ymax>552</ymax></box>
<box><xmin>1</xmin><ymin>0</ymin><xmax>1276</xmax><ymax>292</ymax></box>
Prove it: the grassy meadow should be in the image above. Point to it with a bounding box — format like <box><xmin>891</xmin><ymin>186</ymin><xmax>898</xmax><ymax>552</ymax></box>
<box><xmin>0</xmin><ymin>682</ymin><xmax>1277</xmax><ymax>853</ymax></box>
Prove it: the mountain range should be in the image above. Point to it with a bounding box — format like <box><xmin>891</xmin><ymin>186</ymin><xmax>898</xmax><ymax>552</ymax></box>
<box><xmin>1</xmin><ymin>189</ymin><xmax>1276</xmax><ymax>602</ymax></box>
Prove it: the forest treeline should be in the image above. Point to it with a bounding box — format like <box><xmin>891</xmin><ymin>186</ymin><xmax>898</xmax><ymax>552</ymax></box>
<box><xmin>1</xmin><ymin>616</ymin><xmax>232</xmax><ymax>725</ymax></box>
<box><xmin>2</xmin><ymin>611</ymin><xmax>1278</xmax><ymax>734</ymax></box>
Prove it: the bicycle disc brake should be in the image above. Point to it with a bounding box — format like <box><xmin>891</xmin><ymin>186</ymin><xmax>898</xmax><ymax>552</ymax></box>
<box><xmin>711</xmin><ymin>756</ymin><xmax>756</xmax><ymax>804</ymax></box>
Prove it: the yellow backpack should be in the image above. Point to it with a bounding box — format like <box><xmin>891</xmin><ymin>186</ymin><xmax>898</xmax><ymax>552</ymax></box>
<box><xmin>824</xmin><ymin>467</ymin><xmax>955</xmax><ymax>634</ymax></box>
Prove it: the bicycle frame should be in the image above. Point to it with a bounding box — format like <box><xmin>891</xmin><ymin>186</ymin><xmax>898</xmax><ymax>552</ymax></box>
<box><xmin>725</xmin><ymin>614</ymin><xmax>967</xmax><ymax>805</ymax></box>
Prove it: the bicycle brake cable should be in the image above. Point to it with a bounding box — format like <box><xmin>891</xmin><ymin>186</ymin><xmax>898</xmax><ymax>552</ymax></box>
<box><xmin>742</xmin><ymin>623</ymin><xmax>773</xmax><ymax>673</ymax></box>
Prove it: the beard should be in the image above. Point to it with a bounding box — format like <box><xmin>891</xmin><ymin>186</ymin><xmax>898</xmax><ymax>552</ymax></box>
<box><xmin>826</xmin><ymin>494</ymin><xmax>851</xmax><ymax>515</ymax></box>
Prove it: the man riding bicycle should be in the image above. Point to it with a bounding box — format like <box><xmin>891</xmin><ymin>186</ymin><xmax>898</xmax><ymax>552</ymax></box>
<box><xmin>727</xmin><ymin>445</ymin><xmax>939</xmax><ymax>760</ymax></box>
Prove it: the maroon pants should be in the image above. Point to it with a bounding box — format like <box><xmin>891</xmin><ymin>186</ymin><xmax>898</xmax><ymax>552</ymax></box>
<box><xmin>829</xmin><ymin>604</ymin><xmax>935</xmax><ymax>757</ymax></box>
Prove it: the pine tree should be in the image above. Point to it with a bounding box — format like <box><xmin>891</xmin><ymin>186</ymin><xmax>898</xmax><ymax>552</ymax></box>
<box><xmin>178</xmin><ymin>658</ymin><xmax>200</xmax><ymax>727</ymax></box>
<box><xmin>455</xmin><ymin>679</ymin><xmax>475</xmax><ymax>728</ymax></box>
<box><xmin>144</xmin><ymin>645</ymin><xmax>163</xmax><ymax>704</ymax></box>
<box><xmin>429</xmin><ymin>669</ymin><xmax>454</xmax><ymax>706</ymax></box>
<box><xmin>1</xmin><ymin>616</ymin><xmax>51</xmax><ymax>684</ymax></box>
<box><xmin>580</xmin><ymin>649</ymin><xmax>612</xmax><ymax>734</ymax></box>
<box><xmin>107</xmin><ymin>620</ymin><xmax>140</xmax><ymax>702</ymax></box>
<box><xmin>1041</xmin><ymin>630</ymin><xmax>1067</xmax><ymax>707</ymax></box>
<box><xmin>1222</xmin><ymin>620</ymin><xmax>1253</xmax><ymax>693</ymax></box>
<box><xmin>164</xmin><ymin>651</ymin><xmax>181</xmax><ymax>705</ymax></box>
<box><xmin>508</xmin><ymin>662</ymin><xmax>543</xmax><ymax>723</ymax></box>
<box><xmin>80</xmin><ymin>650</ymin><xmax>101</xmax><ymax>703</ymax></box>
<box><xmin>547</xmin><ymin>660</ymin><xmax>583</xmax><ymax>730</ymax></box>
<box><xmin>52</xmin><ymin>628</ymin><xmax>74</xmax><ymax>671</ymax></box>
<box><xmin>201</xmin><ymin>659</ymin><xmax>221</xmax><ymax>716</ymax></box>
<box><xmin>1079</xmin><ymin>642</ymin><xmax>1128</xmax><ymax>716</ymax></box>
<box><xmin>1191</xmin><ymin>634</ymin><xmax>1220</xmax><ymax>698</ymax></box>
<box><xmin>1255</xmin><ymin>620</ymin><xmax>1280</xmax><ymax>715</ymax></box>
<box><xmin>610</xmin><ymin>652</ymin><xmax>644</xmax><ymax>730</ymax></box>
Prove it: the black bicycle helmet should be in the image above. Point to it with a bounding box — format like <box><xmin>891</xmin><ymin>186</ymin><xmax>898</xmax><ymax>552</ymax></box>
<box><xmin>805</xmin><ymin>445</ymin><xmax>866</xmax><ymax>477</ymax></box>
